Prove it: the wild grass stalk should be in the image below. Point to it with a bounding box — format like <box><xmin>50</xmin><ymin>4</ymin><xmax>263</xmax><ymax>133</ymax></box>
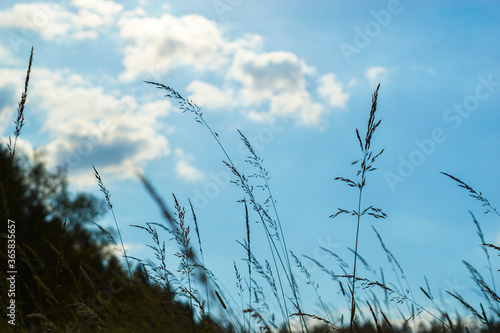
<box><xmin>132</xmin><ymin>182</ymin><xmax>244</xmax><ymax>331</ymax></box>
<box><xmin>171</xmin><ymin>194</ymin><xmax>197</xmax><ymax>332</ymax></box>
<box><xmin>442</xmin><ymin>171</ymin><xmax>500</xmax><ymax>323</ymax></box>
<box><xmin>291</xmin><ymin>251</ymin><xmax>335</xmax><ymax>330</ymax></box>
<box><xmin>225</xmin><ymin>162</ymin><xmax>293</xmax><ymax>331</ymax></box>
<box><xmin>419</xmin><ymin>277</ymin><xmax>456</xmax><ymax>330</ymax></box>
<box><xmin>92</xmin><ymin>166</ymin><xmax>145</xmax><ymax>329</ymax></box>
<box><xmin>136</xmin><ymin>200</ymin><xmax>206</xmax><ymax>330</ymax></box>
<box><xmin>234</xmin><ymin>261</ymin><xmax>245</xmax><ymax>320</ymax></box>
<box><xmin>356</xmin><ymin>277</ymin><xmax>449</xmax><ymax>328</ymax></box>
<box><xmin>8</xmin><ymin>47</ymin><xmax>33</xmax><ymax>167</ymax></box>
<box><xmin>206</xmin><ymin>266</ymin><xmax>244</xmax><ymax>331</ymax></box>
<box><xmin>330</xmin><ymin>83</ymin><xmax>386</xmax><ymax>332</ymax></box>
<box><xmin>441</xmin><ymin>172</ymin><xmax>499</xmax><ymax>217</ymax></box>
<box><xmin>372</xmin><ymin>225</ymin><xmax>416</xmax><ymax>321</ymax></box>
<box><xmin>470</xmin><ymin>211</ymin><xmax>499</xmax><ymax>313</ymax></box>
<box><xmin>130</xmin><ymin>222</ymin><xmax>177</xmax><ymax>289</ymax></box>
<box><xmin>445</xmin><ymin>291</ymin><xmax>490</xmax><ymax>327</ymax></box>
<box><xmin>189</xmin><ymin>198</ymin><xmax>211</xmax><ymax>318</ymax></box>
<box><xmin>244</xmin><ymin>200</ymin><xmax>252</xmax><ymax>331</ymax></box>
<box><xmin>92</xmin><ymin>167</ymin><xmax>134</xmax><ymax>283</ymax></box>
<box><xmin>238</xmin><ymin>130</ymin><xmax>308</xmax><ymax>329</ymax></box>
<box><xmin>235</xmin><ymin>200</ymin><xmax>253</xmax><ymax>331</ymax></box>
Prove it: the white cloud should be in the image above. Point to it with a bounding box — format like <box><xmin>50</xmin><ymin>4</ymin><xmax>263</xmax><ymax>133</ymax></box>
<box><xmin>269</xmin><ymin>91</ymin><xmax>324</xmax><ymax>127</ymax></box>
<box><xmin>139</xmin><ymin>99</ymin><xmax>172</xmax><ymax>118</ymax></box>
<box><xmin>0</xmin><ymin>1</ymin><xmax>123</xmax><ymax>41</ymax></box>
<box><xmin>118</xmin><ymin>13</ymin><xmax>232</xmax><ymax>81</ymax></box>
<box><xmin>0</xmin><ymin>3</ymin><xmax>73</xmax><ymax>40</ymax></box>
<box><xmin>365</xmin><ymin>66</ymin><xmax>389</xmax><ymax>86</ymax></box>
<box><xmin>228</xmin><ymin>50</ymin><xmax>313</xmax><ymax>103</ymax></box>
<box><xmin>0</xmin><ymin>66</ymin><xmax>171</xmax><ymax>185</ymax></box>
<box><xmin>116</xmin><ymin>9</ymin><xmax>265</xmax><ymax>82</ymax></box>
<box><xmin>0</xmin><ymin>2</ymin><xmax>353</xmax><ymax>142</ymax></box>
<box><xmin>0</xmin><ymin>106</ymin><xmax>14</xmax><ymax>137</ymax></box>
<box><xmin>186</xmin><ymin>80</ymin><xmax>234</xmax><ymax>111</ymax></box>
<box><xmin>174</xmin><ymin>148</ymin><xmax>205</xmax><ymax>182</ymax></box>
<box><xmin>317</xmin><ymin>73</ymin><xmax>350</xmax><ymax>108</ymax></box>
<box><xmin>103</xmin><ymin>242</ymin><xmax>146</xmax><ymax>260</ymax></box>
<box><xmin>0</xmin><ymin>44</ymin><xmax>23</xmax><ymax>66</ymax></box>
<box><xmin>226</xmin><ymin>49</ymin><xmax>334</xmax><ymax>126</ymax></box>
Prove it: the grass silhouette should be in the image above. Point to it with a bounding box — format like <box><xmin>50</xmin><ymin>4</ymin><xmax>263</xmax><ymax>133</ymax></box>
<box><xmin>1</xmin><ymin>48</ymin><xmax>499</xmax><ymax>332</ymax></box>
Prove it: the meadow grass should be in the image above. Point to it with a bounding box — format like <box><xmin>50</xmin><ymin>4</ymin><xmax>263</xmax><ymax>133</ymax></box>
<box><xmin>1</xmin><ymin>48</ymin><xmax>500</xmax><ymax>332</ymax></box>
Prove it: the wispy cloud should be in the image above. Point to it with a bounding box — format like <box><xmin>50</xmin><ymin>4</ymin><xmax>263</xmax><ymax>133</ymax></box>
<box><xmin>365</xmin><ymin>66</ymin><xmax>390</xmax><ymax>86</ymax></box>
<box><xmin>187</xmin><ymin>80</ymin><xmax>235</xmax><ymax>111</ymax></box>
<box><xmin>174</xmin><ymin>148</ymin><xmax>205</xmax><ymax>182</ymax></box>
<box><xmin>317</xmin><ymin>73</ymin><xmax>350</xmax><ymax>109</ymax></box>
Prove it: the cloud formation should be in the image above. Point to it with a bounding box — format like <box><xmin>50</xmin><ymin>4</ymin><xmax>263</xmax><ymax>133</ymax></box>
<box><xmin>0</xmin><ymin>1</ymin><xmax>123</xmax><ymax>42</ymax></box>
<box><xmin>365</xmin><ymin>66</ymin><xmax>389</xmax><ymax>86</ymax></box>
<box><xmin>0</xmin><ymin>67</ymin><xmax>171</xmax><ymax>185</ymax></box>
<box><xmin>186</xmin><ymin>80</ymin><xmax>235</xmax><ymax>111</ymax></box>
<box><xmin>115</xmin><ymin>9</ymin><xmax>348</xmax><ymax>126</ymax></box>
<box><xmin>118</xmin><ymin>13</ymin><xmax>233</xmax><ymax>81</ymax></box>
<box><xmin>0</xmin><ymin>0</ymin><xmax>356</xmax><ymax>185</ymax></box>
<box><xmin>174</xmin><ymin>148</ymin><xmax>205</xmax><ymax>182</ymax></box>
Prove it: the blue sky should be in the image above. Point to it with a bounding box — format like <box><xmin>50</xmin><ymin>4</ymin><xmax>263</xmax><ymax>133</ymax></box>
<box><xmin>1</xmin><ymin>0</ymin><xmax>500</xmax><ymax>326</ymax></box>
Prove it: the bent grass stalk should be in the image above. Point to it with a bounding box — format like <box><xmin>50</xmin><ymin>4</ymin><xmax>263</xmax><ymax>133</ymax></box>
<box><xmin>441</xmin><ymin>172</ymin><xmax>499</xmax><ymax>217</ymax></box>
<box><xmin>238</xmin><ymin>130</ymin><xmax>310</xmax><ymax>331</ymax></box>
<box><xmin>442</xmin><ymin>171</ymin><xmax>500</xmax><ymax>318</ymax></box>
<box><xmin>238</xmin><ymin>130</ymin><xmax>305</xmax><ymax>316</ymax></box>
<box><xmin>146</xmin><ymin>80</ymin><xmax>307</xmax><ymax>332</ymax></box>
